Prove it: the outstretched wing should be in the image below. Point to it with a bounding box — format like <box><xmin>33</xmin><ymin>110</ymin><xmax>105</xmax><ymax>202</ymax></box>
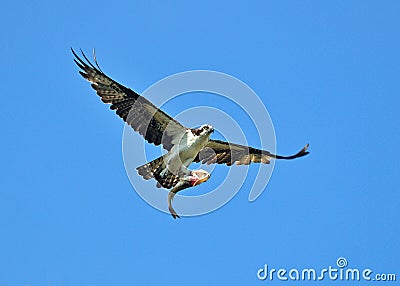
<box><xmin>72</xmin><ymin>48</ymin><xmax>187</xmax><ymax>151</ymax></box>
<box><xmin>195</xmin><ymin>139</ymin><xmax>309</xmax><ymax>166</ymax></box>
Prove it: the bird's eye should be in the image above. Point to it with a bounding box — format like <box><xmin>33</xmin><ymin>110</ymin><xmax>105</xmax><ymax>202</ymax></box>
<box><xmin>204</xmin><ymin>126</ymin><xmax>209</xmax><ymax>130</ymax></box>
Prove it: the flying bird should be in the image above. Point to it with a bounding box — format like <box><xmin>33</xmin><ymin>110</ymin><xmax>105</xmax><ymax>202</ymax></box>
<box><xmin>72</xmin><ymin>48</ymin><xmax>309</xmax><ymax>218</ymax></box>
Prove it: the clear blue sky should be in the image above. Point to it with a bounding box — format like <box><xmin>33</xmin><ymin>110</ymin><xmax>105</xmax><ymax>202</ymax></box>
<box><xmin>1</xmin><ymin>1</ymin><xmax>399</xmax><ymax>285</ymax></box>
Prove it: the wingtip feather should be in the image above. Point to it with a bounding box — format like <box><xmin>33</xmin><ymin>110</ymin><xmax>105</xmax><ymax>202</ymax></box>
<box><xmin>273</xmin><ymin>143</ymin><xmax>310</xmax><ymax>160</ymax></box>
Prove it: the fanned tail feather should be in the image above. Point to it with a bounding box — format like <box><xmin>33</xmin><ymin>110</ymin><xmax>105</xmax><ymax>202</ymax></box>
<box><xmin>136</xmin><ymin>157</ymin><xmax>165</xmax><ymax>180</ymax></box>
<box><xmin>136</xmin><ymin>156</ymin><xmax>182</xmax><ymax>189</ymax></box>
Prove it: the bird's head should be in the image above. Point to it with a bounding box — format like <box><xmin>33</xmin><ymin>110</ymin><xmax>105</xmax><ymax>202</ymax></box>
<box><xmin>190</xmin><ymin>169</ymin><xmax>211</xmax><ymax>187</ymax></box>
<box><xmin>192</xmin><ymin>124</ymin><xmax>214</xmax><ymax>137</ymax></box>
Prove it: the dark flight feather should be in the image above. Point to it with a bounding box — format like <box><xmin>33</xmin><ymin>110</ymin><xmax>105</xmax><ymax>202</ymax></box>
<box><xmin>72</xmin><ymin>48</ymin><xmax>187</xmax><ymax>151</ymax></box>
<box><xmin>195</xmin><ymin>140</ymin><xmax>309</xmax><ymax>166</ymax></box>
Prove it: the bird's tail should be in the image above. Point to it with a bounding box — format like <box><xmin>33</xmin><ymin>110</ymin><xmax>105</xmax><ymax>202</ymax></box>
<box><xmin>136</xmin><ymin>156</ymin><xmax>165</xmax><ymax>180</ymax></box>
<box><xmin>136</xmin><ymin>156</ymin><xmax>183</xmax><ymax>189</ymax></box>
<box><xmin>270</xmin><ymin>143</ymin><xmax>310</xmax><ymax>160</ymax></box>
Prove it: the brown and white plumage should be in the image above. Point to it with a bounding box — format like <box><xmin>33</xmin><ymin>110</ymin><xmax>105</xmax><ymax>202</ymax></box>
<box><xmin>72</xmin><ymin>48</ymin><xmax>309</xmax><ymax>219</ymax></box>
<box><xmin>196</xmin><ymin>140</ymin><xmax>310</xmax><ymax>166</ymax></box>
<box><xmin>72</xmin><ymin>48</ymin><xmax>186</xmax><ymax>151</ymax></box>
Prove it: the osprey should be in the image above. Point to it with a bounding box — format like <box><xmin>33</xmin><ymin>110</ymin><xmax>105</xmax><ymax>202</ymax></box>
<box><xmin>72</xmin><ymin>49</ymin><xmax>309</xmax><ymax>218</ymax></box>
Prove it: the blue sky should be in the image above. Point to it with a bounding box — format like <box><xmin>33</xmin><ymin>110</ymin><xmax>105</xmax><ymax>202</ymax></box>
<box><xmin>1</xmin><ymin>1</ymin><xmax>399</xmax><ymax>285</ymax></box>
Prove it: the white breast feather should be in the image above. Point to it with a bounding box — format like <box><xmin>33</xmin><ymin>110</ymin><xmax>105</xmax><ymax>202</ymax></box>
<box><xmin>165</xmin><ymin>130</ymin><xmax>210</xmax><ymax>173</ymax></box>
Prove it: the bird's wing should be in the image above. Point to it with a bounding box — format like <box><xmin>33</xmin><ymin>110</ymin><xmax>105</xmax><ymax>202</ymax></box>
<box><xmin>72</xmin><ymin>48</ymin><xmax>187</xmax><ymax>151</ymax></box>
<box><xmin>195</xmin><ymin>139</ymin><xmax>309</xmax><ymax>166</ymax></box>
